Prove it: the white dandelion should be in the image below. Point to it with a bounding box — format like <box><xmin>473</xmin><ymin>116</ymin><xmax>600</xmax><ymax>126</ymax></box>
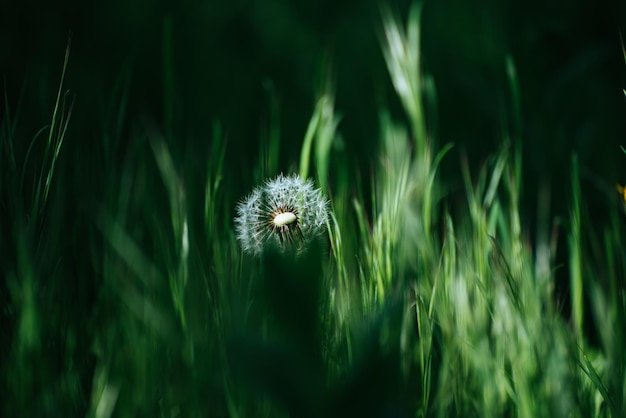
<box><xmin>234</xmin><ymin>173</ymin><xmax>329</xmax><ymax>256</ymax></box>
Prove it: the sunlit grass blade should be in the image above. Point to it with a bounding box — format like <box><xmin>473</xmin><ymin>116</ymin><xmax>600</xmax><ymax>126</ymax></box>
<box><xmin>380</xmin><ymin>3</ymin><xmax>426</xmax><ymax>143</ymax></box>
<box><xmin>298</xmin><ymin>88</ymin><xmax>340</xmax><ymax>189</ymax></box>
<box><xmin>568</xmin><ymin>154</ymin><xmax>584</xmax><ymax>339</ymax></box>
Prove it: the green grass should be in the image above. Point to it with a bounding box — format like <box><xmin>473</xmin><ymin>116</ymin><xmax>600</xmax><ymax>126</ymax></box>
<box><xmin>2</xmin><ymin>5</ymin><xmax>626</xmax><ymax>418</ymax></box>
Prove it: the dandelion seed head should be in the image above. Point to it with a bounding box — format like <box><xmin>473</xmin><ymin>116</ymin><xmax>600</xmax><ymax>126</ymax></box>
<box><xmin>234</xmin><ymin>173</ymin><xmax>329</xmax><ymax>256</ymax></box>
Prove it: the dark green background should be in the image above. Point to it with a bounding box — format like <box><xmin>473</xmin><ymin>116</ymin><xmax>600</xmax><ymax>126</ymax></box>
<box><xmin>2</xmin><ymin>1</ymin><xmax>625</xmax><ymax>308</ymax></box>
<box><xmin>3</xmin><ymin>0</ymin><xmax>624</xmax><ymax>279</ymax></box>
<box><xmin>1</xmin><ymin>0</ymin><xmax>625</xmax><ymax>413</ymax></box>
<box><xmin>2</xmin><ymin>0</ymin><xmax>625</xmax><ymax>323</ymax></box>
<box><xmin>2</xmin><ymin>0</ymin><xmax>625</xmax><ymax>181</ymax></box>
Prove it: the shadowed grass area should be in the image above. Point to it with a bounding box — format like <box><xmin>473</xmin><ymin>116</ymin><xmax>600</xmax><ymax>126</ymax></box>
<box><xmin>2</xmin><ymin>4</ymin><xmax>625</xmax><ymax>418</ymax></box>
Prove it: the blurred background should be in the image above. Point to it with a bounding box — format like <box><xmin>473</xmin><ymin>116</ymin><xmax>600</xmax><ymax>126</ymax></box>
<box><xmin>2</xmin><ymin>0</ymin><xmax>625</xmax><ymax>183</ymax></box>
<box><xmin>2</xmin><ymin>0</ymin><xmax>625</xmax><ymax>289</ymax></box>
<box><xmin>1</xmin><ymin>0</ymin><xmax>625</xmax><ymax>414</ymax></box>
